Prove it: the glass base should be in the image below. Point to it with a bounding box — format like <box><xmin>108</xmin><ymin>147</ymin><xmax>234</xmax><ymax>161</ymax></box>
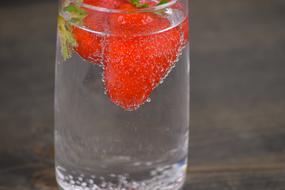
<box><xmin>56</xmin><ymin>159</ymin><xmax>187</xmax><ymax>190</ymax></box>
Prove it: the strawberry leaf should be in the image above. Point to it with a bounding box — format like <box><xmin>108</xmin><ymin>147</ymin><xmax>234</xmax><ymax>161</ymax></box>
<box><xmin>137</xmin><ymin>3</ymin><xmax>149</xmax><ymax>8</ymax></box>
<box><xmin>130</xmin><ymin>0</ymin><xmax>140</xmax><ymax>4</ymax></box>
<box><xmin>157</xmin><ymin>0</ymin><xmax>169</xmax><ymax>6</ymax></box>
<box><xmin>63</xmin><ymin>5</ymin><xmax>87</xmax><ymax>25</ymax></box>
<box><xmin>58</xmin><ymin>16</ymin><xmax>77</xmax><ymax>60</ymax></box>
<box><xmin>154</xmin><ymin>0</ymin><xmax>171</xmax><ymax>16</ymax></box>
<box><xmin>129</xmin><ymin>0</ymin><xmax>149</xmax><ymax>8</ymax></box>
<box><xmin>58</xmin><ymin>1</ymin><xmax>87</xmax><ymax>60</ymax></box>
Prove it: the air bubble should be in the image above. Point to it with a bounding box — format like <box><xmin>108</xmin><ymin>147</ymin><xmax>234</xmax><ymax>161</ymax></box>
<box><xmin>150</xmin><ymin>170</ymin><xmax>157</xmax><ymax>176</ymax></box>
<box><xmin>91</xmin><ymin>175</ymin><xmax>96</xmax><ymax>179</ymax></box>
<box><xmin>101</xmin><ymin>182</ymin><xmax>107</xmax><ymax>188</ymax></box>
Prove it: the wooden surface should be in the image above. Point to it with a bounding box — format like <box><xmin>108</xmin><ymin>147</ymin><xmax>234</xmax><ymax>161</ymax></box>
<box><xmin>0</xmin><ymin>0</ymin><xmax>285</xmax><ymax>189</ymax></box>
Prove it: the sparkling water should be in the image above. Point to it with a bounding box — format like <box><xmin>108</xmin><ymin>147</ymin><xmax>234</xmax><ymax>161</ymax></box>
<box><xmin>55</xmin><ymin>4</ymin><xmax>189</xmax><ymax>190</ymax></box>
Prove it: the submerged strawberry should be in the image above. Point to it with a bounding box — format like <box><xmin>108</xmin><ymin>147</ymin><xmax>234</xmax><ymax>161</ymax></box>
<box><xmin>104</xmin><ymin>10</ymin><xmax>181</xmax><ymax>110</ymax></box>
<box><xmin>171</xmin><ymin>1</ymin><xmax>189</xmax><ymax>45</ymax></box>
<box><xmin>72</xmin><ymin>12</ymin><xmax>104</xmax><ymax>64</ymax></box>
<box><xmin>84</xmin><ymin>0</ymin><xmax>125</xmax><ymax>8</ymax></box>
<box><xmin>181</xmin><ymin>17</ymin><xmax>189</xmax><ymax>45</ymax></box>
<box><xmin>109</xmin><ymin>6</ymin><xmax>164</xmax><ymax>35</ymax></box>
<box><xmin>59</xmin><ymin>0</ymin><xmax>188</xmax><ymax>110</ymax></box>
<box><xmin>72</xmin><ymin>0</ymin><xmax>126</xmax><ymax>64</ymax></box>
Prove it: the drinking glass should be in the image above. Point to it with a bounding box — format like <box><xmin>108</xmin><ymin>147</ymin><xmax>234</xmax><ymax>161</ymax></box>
<box><xmin>55</xmin><ymin>0</ymin><xmax>190</xmax><ymax>189</ymax></box>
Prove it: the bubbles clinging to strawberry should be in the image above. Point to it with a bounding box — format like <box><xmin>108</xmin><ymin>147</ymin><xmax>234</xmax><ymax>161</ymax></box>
<box><xmin>104</xmin><ymin>9</ymin><xmax>182</xmax><ymax>110</ymax></box>
<box><xmin>59</xmin><ymin>0</ymin><xmax>189</xmax><ymax>110</ymax></box>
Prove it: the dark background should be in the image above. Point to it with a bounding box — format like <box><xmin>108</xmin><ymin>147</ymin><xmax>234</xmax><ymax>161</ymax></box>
<box><xmin>0</xmin><ymin>0</ymin><xmax>285</xmax><ymax>189</ymax></box>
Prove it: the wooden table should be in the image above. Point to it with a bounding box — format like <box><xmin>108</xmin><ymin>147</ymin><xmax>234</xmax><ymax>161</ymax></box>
<box><xmin>0</xmin><ymin>0</ymin><xmax>284</xmax><ymax>189</ymax></box>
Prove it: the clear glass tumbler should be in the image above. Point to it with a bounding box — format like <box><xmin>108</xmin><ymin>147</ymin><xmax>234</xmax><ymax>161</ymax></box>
<box><xmin>55</xmin><ymin>0</ymin><xmax>190</xmax><ymax>189</ymax></box>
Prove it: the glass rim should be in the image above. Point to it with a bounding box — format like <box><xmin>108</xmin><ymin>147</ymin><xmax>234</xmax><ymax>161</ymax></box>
<box><xmin>81</xmin><ymin>0</ymin><xmax>178</xmax><ymax>13</ymax></box>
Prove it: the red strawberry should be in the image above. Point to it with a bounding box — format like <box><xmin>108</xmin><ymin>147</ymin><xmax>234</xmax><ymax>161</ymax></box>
<box><xmin>72</xmin><ymin>0</ymin><xmax>125</xmax><ymax>64</ymax></box>
<box><xmin>72</xmin><ymin>12</ymin><xmax>104</xmax><ymax>64</ymax></box>
<box><xmin>181</xmin><ymin>17</ymin><xmax>189</xmax><ymax>45</ymax></box>
<box><xmin>84</xmin><ymin>0</ymin><xmax>125</xmax><ymax>8</ymax></box>
<box><xmin>171</xmin><ymin>1</ymin><xmax>189</xmax><ymax>45</ymax></box>
<box><xmin>104</xmin><ymin>12</ymin><xmax>181</xmax><ymax>110</ymax></box>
